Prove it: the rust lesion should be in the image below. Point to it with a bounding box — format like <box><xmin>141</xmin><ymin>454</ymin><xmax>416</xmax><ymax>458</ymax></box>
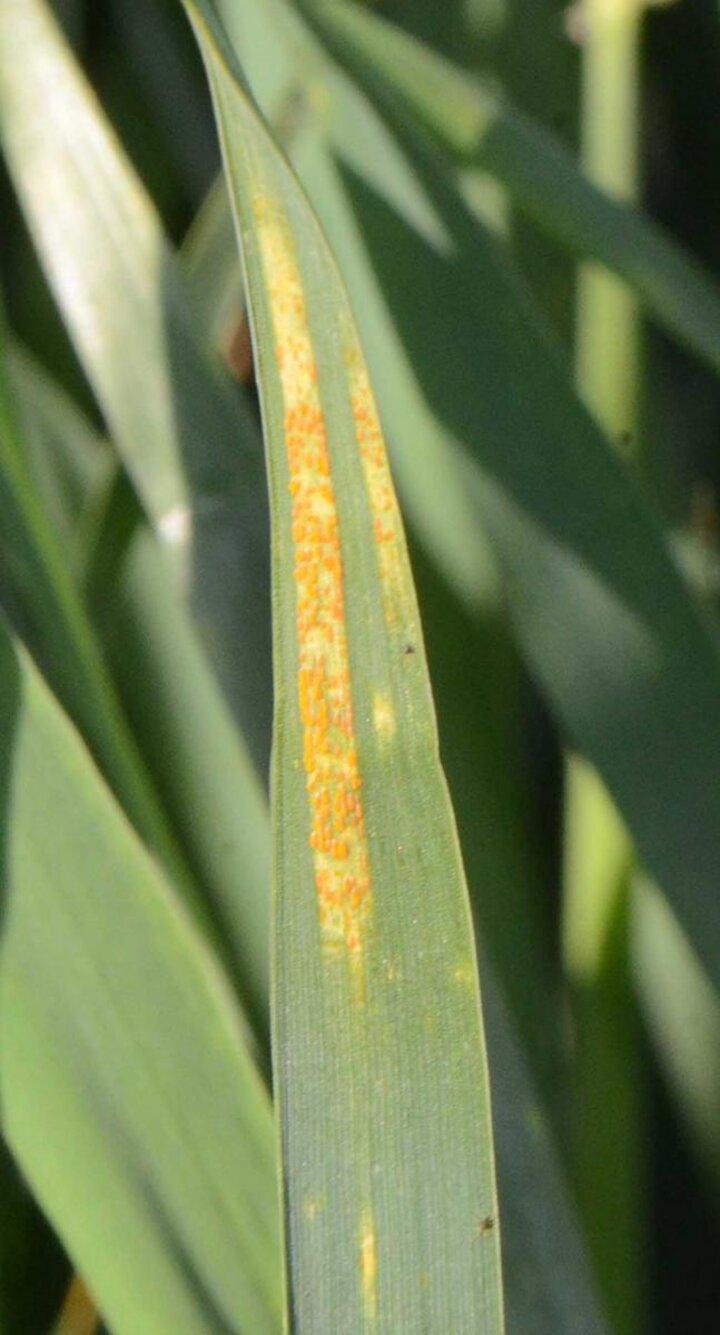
<box><xmin>253</xmin><ymin>193</ymin><xmax>372</xmax><ymax>970</ymax></box>
<box><xmin>344</xmin><ymin>337</ymin><xmax>409</xmax><ymax>630</ymax></box>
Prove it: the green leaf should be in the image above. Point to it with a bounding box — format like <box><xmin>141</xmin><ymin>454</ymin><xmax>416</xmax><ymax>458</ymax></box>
<box><xmin>208</xmin><ymin>0</ymin><xmax>501</xmax><ymax>614</ymax></box>
<box><xmin>406</xmin><ymin>531</ymin><xmax>560</xmax><ymax>1102</ymax></box>
<box><xmin>13</xmin><ymin>344</ymin><xmax>611</xmax><ymax>1335</ymax></box>
<box><xmin>484</xmin><ymin>978</ymin><xmax>609</xmax><ymax>1335</ymax></box>
<box><xmin>235</xmin><ymin>0</ymin><xmax>720</xmax><ymax>1014</ymax></box>
<box><xmin>632</xmin><ymin>876</ymin><xmax>720</xmax><ymax>1186</ymax></box>
<box><xmin>307</xmin><ymin>0</ymin><xmax>720</xmax><ymax>383</ymax></box>
<box><xmin>182</xmin><ymin>174</ymin><xmax>245</xmax><ymax>352</ymax></box>
<box><xmin>109</xmin><ymin>0</ymin><xmax>219</xmax><ymax>203</ymax></box>
<box><xmin>13</xmin><ymin>338</ymin><xmax>610</xmax><ymax>1334</ymax></box>
<box><xmin>0</xmin><ymin>311</ymin><xmax>187</xmax><ymax>883</ymax></box>
<box><xmin>188</xmin><ymin>1</ymin><xmax>564</xmax><ymax>1104</ymax></box>
<box><xmin>0</xmin><ymin>620</ymin><xmax>281</xmax><ymax>1333</ymax></box>
<box><xmin>182</xmin><ymin>3</ymin><xmax>504</xmax><ymax>1329</ymax></box>
<box><xmin>0</xmin><ymin>0</ymin><xmax>272</xmax><ymax>773</ymax></box>
<box><xmin>6</xmin><ymin>346</ymin><xmax>111</xmax><ymax>566</ymax></box>
<box><xmin>8</xmin><ymin>342</ymin><xmax>272</xmax><ymax>1044</ymax></box>
<box><xmin>100</xmin><ymin>522</ymin><xmax>273</xmax><ymax>1044</ymax></box>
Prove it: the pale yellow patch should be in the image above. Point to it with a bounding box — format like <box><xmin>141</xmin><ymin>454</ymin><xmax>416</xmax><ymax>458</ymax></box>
<box><xmin>307</xmin><ymin>81</ymin><xmax>331</xmax><ymax>115</ymax></box>
<box><xmin>303</xmin><ymin>1193</ymin><xmax>324</xmax><ymax>1222</ymax></box>
<box><xmin>453</xmin><ymin>958</ymin><xmax>475</xmax><ymax>988</ymax></box>
<box><xmin>359</xmin><ymin>1207</ymin><xmax>377</xmax><ymax>1320</ymax></box>
<box><xmin>372</xmin><ymin>692</ymin><xmax>396</xmax><ymax>744</ymax></box>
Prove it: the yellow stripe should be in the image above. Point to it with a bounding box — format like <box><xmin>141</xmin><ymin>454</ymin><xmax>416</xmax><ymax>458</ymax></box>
<box><xmin>359</xmin><ymin>1206</ymin><xmax>377</xmax><ymax>1320</ymax></box>
<box><xmin>253</xmin><ymin>192</ymin><xmax>371</xmax><ymax>966</ymax></box>
<box><xmin>344</xmin><ymin>337</ymin><xmax>408</xmax><ymax>629</ymax></box>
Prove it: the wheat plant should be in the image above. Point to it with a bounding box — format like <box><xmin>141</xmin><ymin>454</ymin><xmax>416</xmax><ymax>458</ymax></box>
<box><xmin>0</xmin><ymin>1</ymin><xmax>719</xmax><ymax>1332</ymax></box>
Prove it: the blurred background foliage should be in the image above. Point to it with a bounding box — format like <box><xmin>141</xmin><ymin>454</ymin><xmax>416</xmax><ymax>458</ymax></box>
<box><xmin>1</xmin><ymin>0</ymin><xmax>720</xmax><ymax>1331</ymax></box>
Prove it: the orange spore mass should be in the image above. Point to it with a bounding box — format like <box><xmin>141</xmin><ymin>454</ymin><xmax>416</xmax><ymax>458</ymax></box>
<box><xmin>343</xmin><ymin>345</ymin><xmax>407</xmax><ymax>626</ymax></box>
<box><xmin>254</xmin><ymin>195</ymin><xmax>371</xmax><ymax>965</ymax></box>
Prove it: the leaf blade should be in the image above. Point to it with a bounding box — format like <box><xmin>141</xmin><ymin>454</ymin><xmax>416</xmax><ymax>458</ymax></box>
<box><xmin>308</xmin><ymin>0</ymin><xmax>720</xmax><ymax>383</ymax></box>
<box><xmin>0</xmin><ymin>623</ymin><xmax>281</xmax><ymax>1333</ymax></box>
<box><xmin>183</xmin><ymin>5</ymin><xmax>505</xmax><ymax>1328</ymax></box>
<box><xmin>245</xmin><ymin>0</ymin><xmax>720</xmax><ymax>1012</ymax></box>
<box><xmin>0</xmin><ymin>311</ymin><xmax>188</xmax><ymax>882</ymax></box>
<box><xmin>0</xmin><ymin>0</ymin><xmax>273</xmax><ymax>773</ymax></box>
<box><xmin>7</xmin><ymin>339</ymin><xmax>273</xmax><ymax>1044</ymax></box>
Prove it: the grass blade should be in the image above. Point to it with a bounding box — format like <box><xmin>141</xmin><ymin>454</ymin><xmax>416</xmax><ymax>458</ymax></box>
<box><xmin>632</xmin><ymin>877</ymin><xmax>720</xmax><ymax>1186</ymax></box>
<box><xmin>240</xmin><ymin>0</ymin><xmax>720</xmax><ymax>1016</ymax></box>
<box><xmin>0</xmin><ymin>621</ymin><xmax>281</xmax><ymax>1332</ymax></box>
<box><xmin>8</xmin><ymin>342</ymin><xmax>272</xmax><ymax>1041</ymax></box>
<box><xmin>563</xmin><ymin>7</ymin><xmax>645</xmax><ymax>1326</ymax></box>
<box><xmin>182</xmin><ymin>175</ymin><xmax>245</xmax><ymax>353</ymax></box>
<box><xmin>182</xmin><ymin>4</ymin><xmax>504</xmax><ymax>1328</ymax></box>
<box><xmin>484</xmin><ymin>977</ymin><xmax>609</xmax><ymax>1335</ymax></box>
<box><xmin>309</xmin><ymin>0</ymin><xmax>720</xmax><ymax>383</ymax></box>
<box><xmin>0</xmin><ymin>0</ymin><xmax>272</xmax><ymax>771</ymax></box>
<box><xmin>0</xmin><ymin>313</ymin><xmax>187</xmax><ymax>882</ymax></box>
<box><xmin>188</xmin><ymin>0</ymin><xmax>563</xmax><ymax>1100</ymax></box>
